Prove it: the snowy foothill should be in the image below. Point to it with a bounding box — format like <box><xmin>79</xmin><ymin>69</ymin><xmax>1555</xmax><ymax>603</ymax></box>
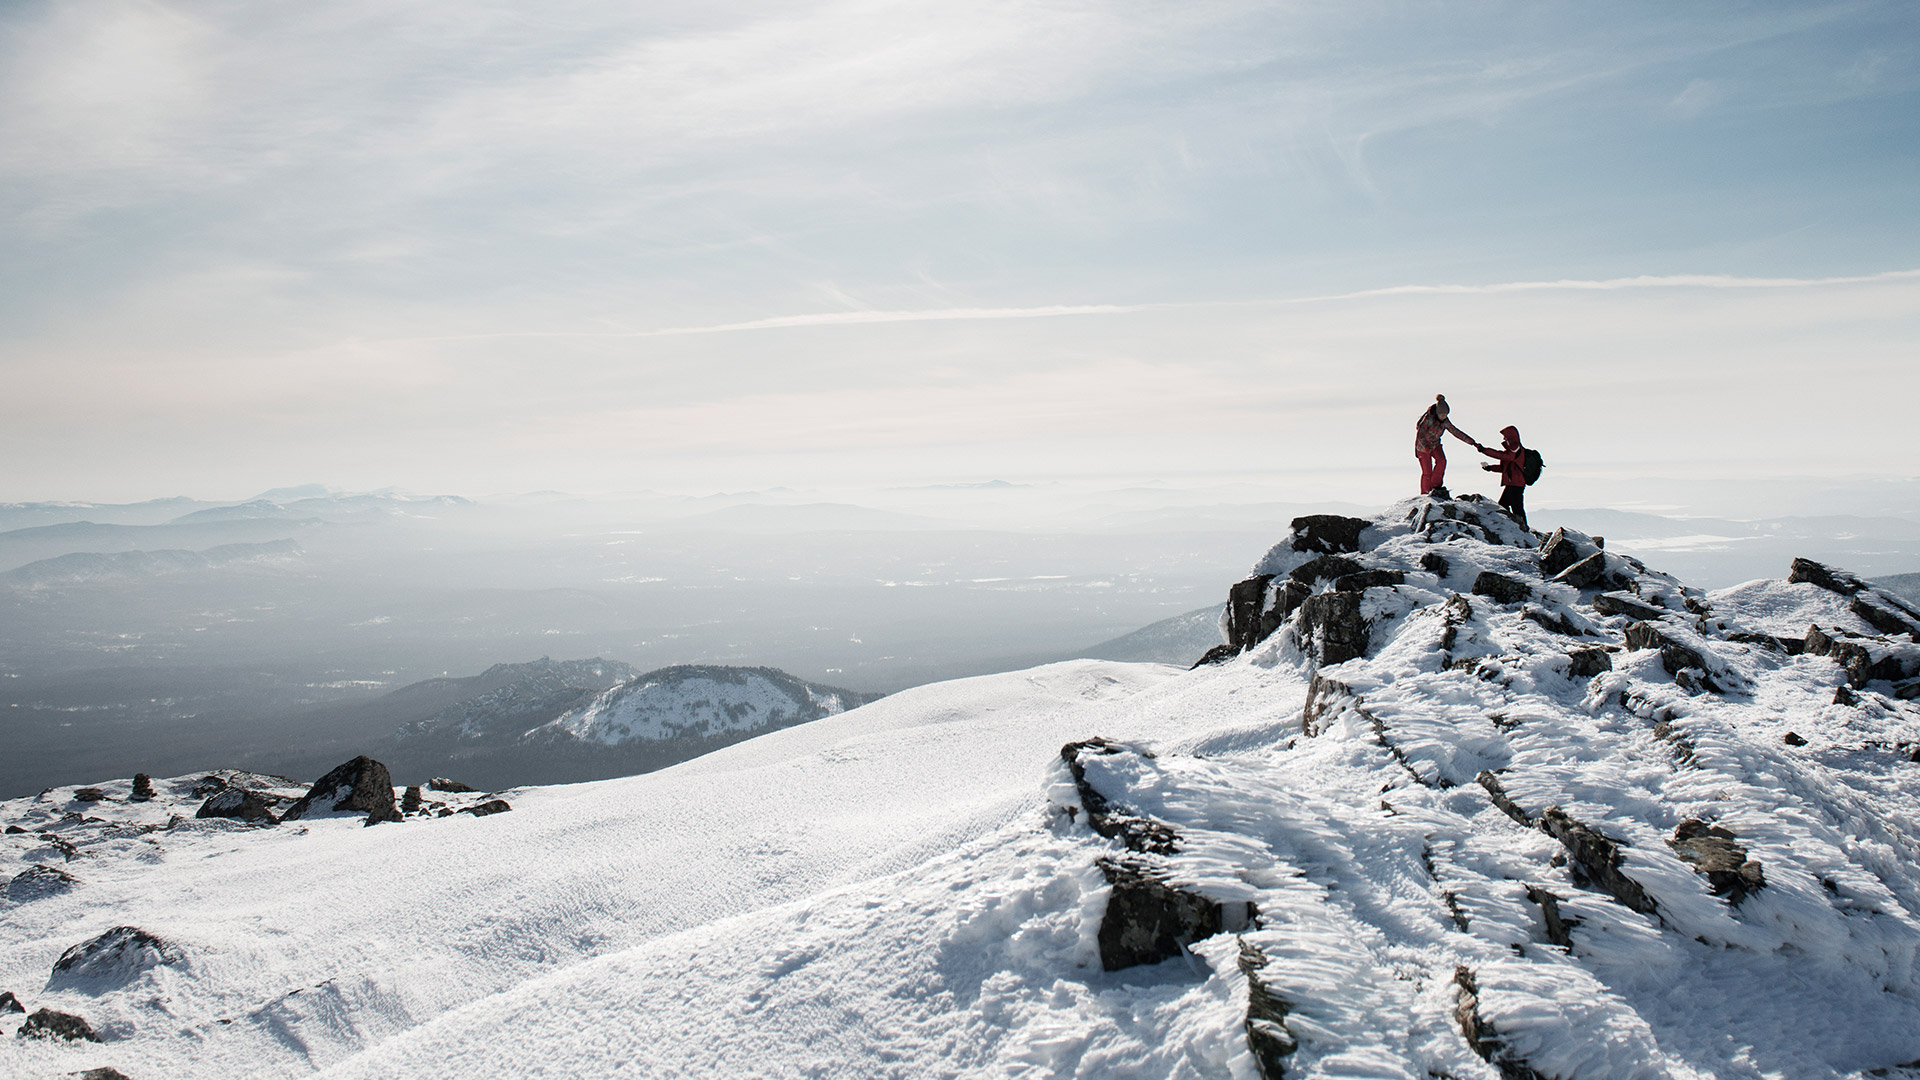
<box><xmin>7</xmin><ymin>495</ymin><xmax>1920</xmax><ymax>1078</ymax></box>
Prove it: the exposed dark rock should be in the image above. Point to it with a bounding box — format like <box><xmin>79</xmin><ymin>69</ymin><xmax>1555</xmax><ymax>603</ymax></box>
<box><xmin>6</xmin><ymin>865</ymin><xmax>80</xmax><ymax>902</ymax></box>
<box><xmin>51</xmin><ymin>927</ymin><xmax>182</xmax><ymax>988</ymax></box>
<box><xmin>1287</xmin><ymin>514</ymin><xmax>1370</xmax><ymax>555</ymax></box>
<box><xmin>195</xmin><ymin>788</ymin><xmax>280</xmax><ymax>825</ymax></box>
<box><xmin>1789</xmin><ymin>557</ymin><xmax>1866</xmax><ymax>595</ymax></box>
<box><xmin>1522</xmin><ymin>605</ymin><xmax>1587</xmax><ymax>637</ymax></box>
<box><xmin>280</xmin><ymin>756</ymin><xmax>402</xmax><ymax>826</ymax></box>
<box><xmin>1898</xmin><ymin>680</ymin><xmax>1920</xmax><ymax>701</ymax></box>
<box><xmin>1096</xmin><ymin>857</ymin><xmax>1223</xmax><ymax>971</ymax></box>
<box><xmin>1300</xmin><ymin>672</ymin><xmax>1352</xmax><ymax>736</ymax></box>
<box><xmin>401</xmin><ymin>786</ymin><xmax>423</xmax><ymax>814</ymax></box>
<box><xmin>129</xmin><ymin>774</ymin><xmax>155</xmax><ymax>802</ymax></box>
<box><xmin>1835</xmin><ymin>685</ymin><xmax>1859</xmax><ymax>707</ymax></box>
<box><xmin>1625</xmin><ymin>621</ymin><xmax>1723</xmax><ymax>692</ymax></box>
<box><xmin>1728</xmin><ymin>631</ymin><xmax>1804</xmax><ymax>655</ymax></box>
<box><xmin>461</xmin><ymin>799</ymin><xmax>512</xmax><ymax>817</ymax></box>
<box><xmin>1538</xmin><ymin>528</ymin><xmax>1585</xmax><ymax>577</ymax></box>
<box><xmin>1477</xmin><ymin>771</ymin><xmax>1532</xmax><ymax>826</ymax></box>
<box><xmin>1784</xmin><ymin>731</ymin><xmax>1807</xmax><ymax>747</ymax></box>
<box><xmin>190</xmin><ymin>775</ymin><xmax>229</xmax><ymax>798</ymax></box>
<box><xmin>1553</xmin><ymin>551</ymin><xmax>1620</xmax><ymax>590</ymax></box>
<box><xmin>1298</xmin><ymin>591</ymin><xmax>1369</xmax><ymax>666</ymax></box>
<box><xmin>1525</xmin><ymin>884</ymin><xmax>1578</xmax><ymax>948</ymax></box>
<box><xmin>1853</xmin><ymin>595</ymin><xmax>1920</xmax><ymax>639</ymax></box>
<box><xmin>1566</xmin><ymin>647</ymin><xmax>1613</xmax><ymax>678</ymax></box>
<box><xmin>1289</xmin><ymin>554</ymin><xmax>1363</xmax><ymax>585</ymax></box>
<box><xmin>1595</xmin><ymin>591</ymin><xmax>1668</xmax><ymax>622</ymax></box>
<box><xmin>427</xmin><ymin>777</ymin><xmax>479</xmax><ymax>794</ymax></box>
<box><xmin>1237</xmin><ymin>940</ymin><xmax>1298</xmax><ymax>1079</ymax></box>
<box><xmin>1453</xmin><ymin>967</ymin><xmax>1549</xmax><ymax>1080</ymax></box>
<box><xmin>1538</xmin><ymin>806</ymin><xmax>1657</xmax><ymax>915</ymax></box>
<box><xmin>72</xmin><ymin>1069</ymin><xmax>134</xmax><ymax>1080</ymax></box>
<box><xmin>0</xmin><ymin>990</ymin><xmax>22</xmax><ymax>1013</ymax></box>
<box><xmin>1334</xmin><ymin>568</ymin><xmax>1404</xmax><ymax>593</ymax></box>
<box><xmin>16</xmin><ymin>1008</ymin><xmax>100</xmax><ymax>1042</ymax></box>
<box><xmin>1669</xmin><ymin>820</ymin><xmax>1765</xmax><ymax>904</ymax></box>
<box><xmin>1471</xmin><ymin>572</ymin><xmax>1530</xmax><ymax>606</ymax></box>
<box><xmin>1806</xmin><ymin>626</ymin><xmax>1918</xmax><ymax>687</ymax></box>
<box><xmin>4</xmin><ymin>825</ymin><xmax>24</xmax><ymax>834</ymax></box>
<box><xmin>71</xmin><ymin>788</ymin><xmax>107</xmax><ymax>803</ymax></box>
<box><xmin>1439</xmin><ymin>593</ymin><xmax>1473</xmax><ymax>654</ymax></box>
<box><xmin>1224</xmin><ymin>574</ymin><xmax>1277</xmax><ymax>652</ymax></box>
<box><xmin>1421</xmin><ymin>551</ymin><xmax>1450</xmax><ymax>578</ymax></box>
<box><xmin>1059</xmin><ymin>739</ymin><xmax>1180</xmax><ymax>855</ymax></box>
<box><xmin>1191</xmin><ymin>643</ymin><xmax>1239</xmax><ymax>669</ymax></box>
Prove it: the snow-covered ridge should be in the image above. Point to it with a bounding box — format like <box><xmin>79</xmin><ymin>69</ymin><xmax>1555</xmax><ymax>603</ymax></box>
<box><xmin>8</xmin><ymin>495</ymin><xmax>1920</xmax><ymax>1078</ymax></box>
<box><xmin>535</xmin><ymin>664</ymin><xmax>881</xmax><ymax>746</ymax></box>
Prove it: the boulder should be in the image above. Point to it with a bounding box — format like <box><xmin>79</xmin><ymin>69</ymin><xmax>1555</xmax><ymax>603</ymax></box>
<box><xmin>1566</xmin><ymin>647</ymin><xmax>1613</xmax><ymax>678</ymax></box>
<box><xmin>1190</xmin><ymin>643</ymin><xmax>1239</xmax><ymax>669</ymax></box>
<box><xmin>129</xmin><ymin>774</ymin><xmax>155</xmax><ymax>802</ymax></box>
<box><xmin>1625</xmin><ymin>621</ymin><xmax>1719</xmax><ymax>689</ymax></box>
<box><xmin>402</xmin><ymin>786</ymin><xmax>423</xmax><ymax>814</ymax></box>
<box><xmin>1289</xmin><ymin>554</ymin><xmax>1363</xmax><ymax>584</ymax></box>
<box><xmin>1538</xmin><ymin>806</ymin><xmax>1657</xmax><ymax>915</ymax></box>
<box><xmin>1538</xmin><ymin>528</ymin><xmax>1585</xmax><ymax>577</ymax></box>
<box><xmin>460</xmin><ymin>799</ymin><xmax>512</xmax><ymax>817</ymax></box>
<box><xmin>1298</xmin><ymin>591</ymin><xmax>1369</xmax><ymax>666</ymax></box>
<box><xmin>1788</xmin><ymin>557</ymin><xmax>1865</xmax><ymax>595</ymax></box>
<box><xmin>73</xmin><ymin>1069</ymin><xmax>135</xmax><ymax>1080</ymax></box>
<box><xmin>0</xmin><ymin>990</ymin><xmax>22</xmax><ymax>1013</ymax></box>
<box><xmin>1852</xmin><ymin>595</ymin><xmax>1920</xmax><ymax>639</ymax></box>
<box><xmin>1420</xmin><ymin>551</ymin><xmax>1451</xmax><ymax>578</ymax></box>
<box><xmin>1470</xmin><ymin>571</ymin><xmax>1530</xmax><ymax>606</ymax></box>
<box><xmin>1668</xmin><ymin>820</ymin><xmax>1765</xmax><ymax>904</ymax></box>
<box><xmin>190</xmin><ymin>775</ymin><xmax>229</xmax><ymax>797</ymax></box>
<box><xmin>6</xmin><ymin>865</ymin><xmax>80</xmax><ymax>903</ymax></box>
<box><xmin>1096</xmin><ymin>857</ymin><xmax>1224</xmax><ymax>971</ymax></box>
<box><xmin>427</xmin><ymin>777</ymin><xmax>479</xmax><ymax>793</ymax></box>
<box><xmin>50</xmin><ymin>926</ymin><xmax>182</xmax><ymax>988</ymax></box>
<box><xmin>1286</xmin><ymin>514</ymin><xmax>1370</xmax><ymax>555</ymax></box>
<box><xmin>1595</xmin><ymin>591</ymin><xmax>1668</xmax><ymax>622</ymax></box>
<box><xmin>1553</xmin><ymin>551</ymin><xmax>1616</xmax><ymax>590</ymax></box>
<box><xmin>15</xmin><ymin>1008</ymin><xmax>100</xmax><ymax>1043</ymax></box>
<box><xmin>280</xmin><ymin>756</ymin><xmax>402</xmax><ymax>826</ymax></box>
<box><xmin>71</xmin><ymin>788</ymin><xmax>107</xmax><ymax>803</ymax></box>
<box><xmin>4</xmin><ymin>825</ymin><xmax>24</xmax><ymax>834</ymax></box>
<box><xmin>1334</xmin><ymin>568</ymin><xmax>1405</xmax><ymax>593</ymax></box>
<box><xmin>196</xmin><ymin>788</ymin><xmax>280</xmax><ymax>825</ymax></box>
<box><xmin>1783</xmin><ymin>731</ymin><xmax>1807</xmax><ymax>747</ymax></box>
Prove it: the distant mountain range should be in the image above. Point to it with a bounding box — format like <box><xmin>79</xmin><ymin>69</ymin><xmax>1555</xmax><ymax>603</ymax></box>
<box><xmin>0</xmin><ymin>540</ymin><xmax>301</xmax><ymax>587</ymax></box>
<box><xmin>1067</xmin><ymin>604</ymin><xmax>1225</xmax><ymax>666</ymax></box>
<box><xmin>236</xmin><ymin>658</ymin><xmax>885</xmax><ymax>790</ymax></box>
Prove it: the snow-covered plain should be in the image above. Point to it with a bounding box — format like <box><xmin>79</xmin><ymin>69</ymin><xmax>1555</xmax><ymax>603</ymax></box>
<box><xmin>7</xmin><ymin>495</ymin><xmax>1920</xmax><ymax>1078</ymax></box>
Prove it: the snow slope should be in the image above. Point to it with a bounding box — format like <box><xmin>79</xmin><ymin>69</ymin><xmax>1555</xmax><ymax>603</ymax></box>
<box><xmin>8</xmin><ymin>494</ymin><xmax>1920</xmax><ymax>1079</ymax></box>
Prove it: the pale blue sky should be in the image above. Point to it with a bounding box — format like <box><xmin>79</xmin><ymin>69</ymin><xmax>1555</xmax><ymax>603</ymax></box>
<box><xmin>1</xmin><ymin>1</ymin><xmax>1916</xmax><ymax>504</ymax></box>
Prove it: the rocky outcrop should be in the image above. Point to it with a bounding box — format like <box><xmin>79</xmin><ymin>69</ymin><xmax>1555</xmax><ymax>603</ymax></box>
<box><xmin>15</xmin><ymin>1007</ymin><xmax>100</xmax><ymax>1042</ymax></box>
<box><xmin>1525</xmin><ymin>885</ymin><xmax>1578</xmax><ymax>948</ymax></box>
<box><xmin>50</xmin><ymin>926</ymin><xmax>182</xmax><ymax>988</ymax></box>
<box><xmin>1298</xmin><ymin>591</ymin><xmax>1368</xmax><ymax>666</ymax></box>
<box><xmin>72</xmin><ymin>788</ymin><xmax>107</xmax><ymax>803</ymax></box>
<box><xmin>280</xmin><ymin>756</ymin><xmax>402</xmax><ymax>826</ymax></box>
<box><xmin>460</xmin><ymin>799</ymin><xmax>512</xmax><ymax>817</ymax></box>
<box><xmin>1096</xmin><ymin>857</ymin><xmax>1226</xmax><ymax>971</ymax></box>
<box><xmin>1471</xmin><ymin>571</ymin><xmax>1530</xmax><ymax>606</ymax></box>
<box><xmin>1789</xmin><ymin>557</ymin><xmax>1866</xmax><ymax>595</ymax></box>
<box><xmin>1287</xmin><ymin>514</ymin><xmax>1370</xmax><ymax>555</ymax></box>
<box><xmin>1538</xmin><ymin>527</ymin><xmax>1587</xmax><ymax>577</ymax></box>
<box><xmin>196</xmin><ymin>787</ymin><xmax>281</xmax><ymax>824</ymax></box>
<box><xmin>1060</xmin><ymin>739</ymin><xmax>1178</xmax><ymax>854</ymax></box>
<box><xmin>1806</xmin><ymin>626</ymin><xmax>1920</xmax><ymax>687</ymax></box>
<box><xmin>5</xmin><ymin>864</ymin><xmax>79</xmax><ymax>903</ymax></box>
<box><xmin>1625</xmin><ymin>621</ymin><xmax>1726</xmax><ymax>693</ymax></box>
<box><xmin>1478</xmin><ymin>770</ymin><xmax>1532</xmax><ymax>826</ymax></box>
<box><xmin>1669</xmin><ymin>820</ymin><xmax>1765</xmax><ymax>904</ymax></box>
<box><xmin>1453</xmin><ymin>967</ymin><xmax>1549</xmax><ymax>1080</ymax></box>
<box><xmin>428</xmin><ymin>777</ymin><xmax>478</xmax><ymax>793</ymax></box>
<box><xmin>1595</xmin><ymin>591</ymin><xmax>1668</xmax><ymax>622</ymax></box>
<box><xmin>1538</xmin><ymin>807</ymin><xmax>1657</xmax><ymax>916</ymax></box>
<box><xmin>1237</xmin><ymin>940</ymin><xmax>1298</xmax><ymax>1079</ymax></box>
<box><xmin>1566</xmin><ymin>646</ymin><xmax>1613</xmax><ymax>678</ymax></box>
<box><xmin>1553</xmin><ymin>551</ymin><xmax>1627</xmax><ymax>591</ymax></box>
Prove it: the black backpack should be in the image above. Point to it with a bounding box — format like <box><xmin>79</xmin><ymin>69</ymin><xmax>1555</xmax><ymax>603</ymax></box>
<box><xmin>1522</xmin><ymin>447</ymin><xmax>1544</xmax><ymax>486</ymax></box>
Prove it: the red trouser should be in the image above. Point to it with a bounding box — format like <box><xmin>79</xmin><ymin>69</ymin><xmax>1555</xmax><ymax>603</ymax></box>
<box><xmin>1416</xmin><ymin>448</ymin><xmax>1445</xmax><ymax>494</ymax></box>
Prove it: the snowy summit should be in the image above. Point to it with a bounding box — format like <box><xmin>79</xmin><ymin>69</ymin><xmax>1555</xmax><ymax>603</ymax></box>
<box><xmin>6</xmin><ymin>494</ymin><xmax>1920</xmax><ymax>1078</ymax></box>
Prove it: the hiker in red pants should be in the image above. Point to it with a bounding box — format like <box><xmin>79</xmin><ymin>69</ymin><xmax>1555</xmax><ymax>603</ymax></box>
<box><xmin>1414</xmin><ymin>394</ymin><xmax>1477</xmax><ymax>497</ymax></box>
<box><xmin>1477</xmin><ymin>425</ymin><xmax>1531</xmax><ymax>530</ymax></box>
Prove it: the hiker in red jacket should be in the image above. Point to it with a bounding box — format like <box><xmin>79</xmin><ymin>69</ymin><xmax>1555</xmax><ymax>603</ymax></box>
<box><xmin>1414</xmin><ymin>394</ymin><xmax>1477</xmax><ymax>497</ymax></box>
<box><xmin>1478</xmin><ymin>425</ymin><xmax>1530</xmax><ymax>530</ymax></box>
